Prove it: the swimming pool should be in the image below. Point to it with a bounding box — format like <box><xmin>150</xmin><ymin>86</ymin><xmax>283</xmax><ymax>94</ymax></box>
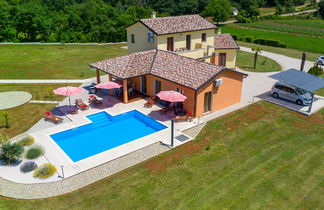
<box><xmin>50</xmin><ymin>110</ymin><xmax>167</xmax><ymax>162</ymax></box>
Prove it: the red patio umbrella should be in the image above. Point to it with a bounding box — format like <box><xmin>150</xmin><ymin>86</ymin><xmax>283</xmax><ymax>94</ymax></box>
<box><xmin>95</xmin><ymin>81</ymin><xmax>123</xmax><ymax>103</ymax></box>
<box><xmin>156</xmin><ymin>90</ymin><xmax>187</xmax><ymax>102</ymax></box>
<box><xmin>53</xmin><ymin>86</ymin><xmax>85</xmax><ymax>107</ymax></box>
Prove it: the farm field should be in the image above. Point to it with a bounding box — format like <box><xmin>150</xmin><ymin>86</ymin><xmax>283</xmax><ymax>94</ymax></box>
<box><xmin>1</xmin><ymin>101</ymin><xmax>323</xmax><ymax>209</ymax></box>
<box><xmin>0</xmin><ymin>44</ymin><xmax>127</xmax><ymax>79</ymax></box>
<box><xmin>238</xmin><ymin>20</ymin><xmax>324</xmax><ymax>37</ymax></box>
<box><xmin>222</xmin><ymin>22</ymin><xmax>324</xmax><ymax>54</ymax></box>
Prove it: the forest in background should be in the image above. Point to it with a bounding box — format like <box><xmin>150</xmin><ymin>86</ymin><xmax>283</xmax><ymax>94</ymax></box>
<box><xmin>0</xmin><ymin>0</ymin><xmax>312</xmax><ymax>42</ymax></box>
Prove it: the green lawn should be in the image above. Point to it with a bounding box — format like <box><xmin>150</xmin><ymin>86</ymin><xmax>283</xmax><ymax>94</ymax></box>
<box><xmin>222</xmin><ymin>24</ymin><xmax>324</xmax><ymax>54</ymax></box>
<box><xmin>0</xmin><ymin>103</ymin><xmax>57</xmax><ymax>140</ymax></box>
<box><xmin>237</xmin><ymin>41</ymin><xmax>321</xmax><ymax>62</ymax></box>
<box><xmin>0</xmin><ymin>101</ymin><xmax>323</xmax><ymax>209</ymax></box>
<box><xmin>0</xmin><ymin>83</ymin><xmax>81</xmax><ymax>101</ymax></box>
<box><xmin>237</xmin><ymin>50</ymin><xmax>281</xmax><ymax>72</ymax></box>
<box><xmin>259</xmin><ymin>7</ymin><xmax>276</xmax><ymax>16</ymax></box>
<box><xmin>0</xmin><ymin>44</ymin><xmax>127</xmax><ymax>79</ymax></box>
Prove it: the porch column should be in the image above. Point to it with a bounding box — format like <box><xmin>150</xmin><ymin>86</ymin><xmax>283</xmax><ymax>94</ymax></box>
<box><xmin>96</xmin><ymin>69</ymin><xmax>101</xmax><ymax>84</ymax></box>
<box><xmin>123</xmin><ymin>79</ymin><xmax>128</xmax><ymax>103</ymax></box>
<box><xmin>108</xmin><ymin>74</ymin><xmax>113</xmax><ymax>95</ymax></box>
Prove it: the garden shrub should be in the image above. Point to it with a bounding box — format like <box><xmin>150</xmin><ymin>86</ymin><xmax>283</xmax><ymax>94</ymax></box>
<box><xmin>244</xmin><ymin>37</ymin><xmax>253</xmax><ymax>43</ymax></box>
<box><xmin>20</xmin><ymin>161</ymin><xmax>38</xmax><ymax>173</ymax></box>
<box><xmin>253</xmin><ymin>39</ymin><xmax>286</xmax><ymax>48</ymax></box>
<box><xmin>308</xmin><ymin>65</ymin><xmax>323</xmax><ymax>76</ymax></box>
<box><xmin>17</xmin><ymin>135</ymin><xmax>34</xmax><ymax>146</ymax></box>
<box><xmin>0</xmin><ymin>142</ymin><xmax>24</xmax><ymax>165</ymax></box>
<box><xmin>232</xmin><ymin>35</ymin><xmax>238</xmax><ymax>40</ymax></box>
<box><xmin>26</xmin><ymin>146</ymin><xmax>44</xmax><ymax>159</ymax></box>
<box><xmin>33</xmin><ymin>163</ymin><xmax>57</xmax><ymax>179</ymax></box>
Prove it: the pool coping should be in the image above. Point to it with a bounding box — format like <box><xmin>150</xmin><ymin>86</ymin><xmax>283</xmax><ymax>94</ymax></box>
<box><xmin>26</xmin><ymin>108</ymin><xmax>173</xmax><ymax>183</ymax></box>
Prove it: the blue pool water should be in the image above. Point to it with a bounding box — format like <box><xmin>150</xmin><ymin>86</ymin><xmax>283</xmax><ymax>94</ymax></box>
<box><xmin>50</xmin><ymin>110</ymin><xmax>167</xmax><ymax>162</ymax></box>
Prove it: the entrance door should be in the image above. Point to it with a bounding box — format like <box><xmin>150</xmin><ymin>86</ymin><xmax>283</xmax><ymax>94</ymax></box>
<box><xmin>186</xmin><ymin>35</ymin><xmax>191</xmax><ymax>50</ymax></box>
<box><xmin>219</xmin><ymin>53</ymin><xmax>226</xmax><ymax>66</ymax></box>
<box><xmin>154</xmin><ymin>79</ymin><xmax>161</xmax><ymax>95</ymax></box>
<box><xmin>167</xmin><ymin>37</ymin><xmax>174</xmax><ymax>51</ymax></box>
<box><xmin>204</xmin><ymin>91</ymin><xmax>212</xmax><ymax>113</ymax></box>
<box><xmin>141</xmin><ymin>75</ymin><xmax>147</xmax><ymax>94</ymax></box>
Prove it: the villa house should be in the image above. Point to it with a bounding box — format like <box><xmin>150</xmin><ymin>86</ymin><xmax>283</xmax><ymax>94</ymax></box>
<box><xmin>126</xmin><ymin>14</ymin><xmax>239</xmax><ymax>68</ymax></box>
<box><xmin>90</xmin><ymin>14</ymin><xmax>246</xmax><ymax>118</ymax></box>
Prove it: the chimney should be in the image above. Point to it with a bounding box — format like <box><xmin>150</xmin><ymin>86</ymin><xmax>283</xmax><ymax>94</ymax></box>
<box><xmin>151</xmin><ymin>11</ymin><xmax>156</xmax><ymax>18</ymax></box>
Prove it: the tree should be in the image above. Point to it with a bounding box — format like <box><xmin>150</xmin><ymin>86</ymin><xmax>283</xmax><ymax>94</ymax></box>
<box><xmin>319</xmin><ymin>0</ymin><xmax>324</xmax><ymax>19</ymax></box>
<box><xmin>251</xmin><ymin>47</ymin><xmax>262</xmax><ymax>69</ymax></box>
<box><xmin>0</xmin><ymin>142</ymin><xmax>24</xmax><ymax>165</ymax></box>
<box><xmin>0</xmin><ymin>110</ymin><xmax>9</xmax><ymax>128</ymax></box>
<box><xmin>203</xmin><ymin>0</ymin><xmax>231</xmax><ymax>25</ymax></box>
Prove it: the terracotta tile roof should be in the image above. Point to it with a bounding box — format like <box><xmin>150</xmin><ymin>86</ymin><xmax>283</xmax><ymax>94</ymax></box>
<box><xmin>139</xmin><ymin>15</ymin><xmax>217</xmax><ymax>35</ymax></box>
<box><xmin>90</xmin><ymin>50</ymin><xmax>225</xmax><ymax>90</ymax></box>
<box><xmin>214</xmin><ymin>34</ymin><xmax>239</xmax><ymax>49</ymax></box>
<box><xmin>89</xmin><ymin>50</ymin><xmax>156</xmax><ymax>78</ymax></box>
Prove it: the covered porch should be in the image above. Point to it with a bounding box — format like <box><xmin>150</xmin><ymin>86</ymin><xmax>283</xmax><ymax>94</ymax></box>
<box><xmin>95</xmin><ymin>69</ymin><xmax>146</xmax><ymax>104</ymax></box>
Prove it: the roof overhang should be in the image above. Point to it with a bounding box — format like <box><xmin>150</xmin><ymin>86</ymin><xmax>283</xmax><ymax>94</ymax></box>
<box><xmin>269</xmin><ymin>69</ymin><xmax>324</xmax><ymax>92</ymax></box>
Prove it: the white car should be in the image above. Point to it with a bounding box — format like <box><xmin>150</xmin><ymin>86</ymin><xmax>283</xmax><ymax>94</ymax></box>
<box><xmin>317</xmin><ymin>56</ymin><xmax>324</xmax><ymax>65</ymax></box>
<box><xmin>271</xmin><ymin>82</ymin><xmax>312</xmax><ymax>105</ymax></box>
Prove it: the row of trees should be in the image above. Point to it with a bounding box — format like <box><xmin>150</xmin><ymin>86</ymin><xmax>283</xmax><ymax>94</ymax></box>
<box><xmin>0</xmin><ymin>0</ymin><xmax>317</xmax><ymax>43</ymax></box>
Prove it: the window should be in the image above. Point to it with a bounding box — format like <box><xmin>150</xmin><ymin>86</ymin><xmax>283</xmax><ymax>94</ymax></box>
<box><xmin>154</xmin><ymin>80</ymin><xmax>161</xmax><ymax>95</ymax></box>
<box><xmin>131</xmin><ymin>34</ymin><xmax>135</xmax><ymax>43</ymax></box>
<box><xmin>219</xmin><ymin>53</ymin><xmax>226</xmax><ymax>66</ymax></box>
<box><xmin>148</xmin><ymin>31</ymin><xmax>154</xmax><ymax>43</ymax></box>
<box><xmin>204</xmin><ymin>92</ymin><xmax>212</xmax><ymax>113</ymax></box>
<box><xmin>201</xmin><ymin>33</ymin><xmax>206</xmax><ymax>42</ymax></box>
<box><xmin>167</xmin><ymin>37</ymin><xmax>174</xmax><ymax>51</ymax></box>
<box><xmin>176</xmin><ymin>87</ymin><xmax>184</xmax><ymax>94</ymax></box>
<box><xmin>186</xmin><ymin>35</ymin><xmax>191</xmax><ymax>50</ymax></box>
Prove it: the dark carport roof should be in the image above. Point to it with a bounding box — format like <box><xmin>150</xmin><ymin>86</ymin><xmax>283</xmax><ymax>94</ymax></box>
<box><xmin>269</xmin><ymin>69</ymin><xmax>324</xmax><ymax>92</ymax></box>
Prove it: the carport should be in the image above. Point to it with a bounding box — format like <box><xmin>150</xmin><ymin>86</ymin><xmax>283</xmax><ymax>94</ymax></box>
<box><xmin>269</xmin><ymin>68</ymin><xmax>324</xmax><ymax>113</ymax></box>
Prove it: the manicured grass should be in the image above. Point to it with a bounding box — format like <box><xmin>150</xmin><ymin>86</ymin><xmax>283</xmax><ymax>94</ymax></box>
<box><xmin>0</xmin><ymin>84</ymin><xmax>81</xmax><ymax>101</ymax></box>
<box><xmin>0</xmin><ymin>44</ymin><xmax>127</xmax><ymax>79</ymax></box>
<box><xmin>237</xmin><ymin>50</ymin><xmax>281</xmax><ymax>72</ymax></box>
<box><xmin>237</xmin><ymin>41</ymin><xmax>321</xmax><ymax>62</ymax></box>
<box><xmin>222</xmin><ymin>24</ymin><xmax>324</xmax><ymax>54</ymax></box>
<box><xmin>0</xmin><ymin>101</ymin><xmax>323</xmax><ymax>209</ymax></box>
<box><xmin>0</xmin><ymin>103</ymin><xmax>56</xmax><ymax>140</ymax></box>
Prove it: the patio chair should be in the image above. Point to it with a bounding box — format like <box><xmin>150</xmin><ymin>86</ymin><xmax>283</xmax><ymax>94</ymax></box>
<box><xmin>172</xmin><ymin>112</ymin><xmax>194</xmax><ymax>122</ymax></box>
<box><xmin>159</xmin><ymin>103</ymin><xmax>174</xmax><ymax>115</ymax></box>
<box><xmin>44</xmin><ymin>112</ymin><xmax>64</xmax><ymax>124</ymax></box>
<box><xmin>75</xmin><ymin>99</ymin><xmax>89</xmax><ymax>110</ymax></box>
<box><xmin>88</xmin><ymin>95</ymin><xmax>102</xmax><ymax>105</ymax></box>
<box><xmin>144</xmin><ymin>96</ymin><xmax>158</xmax><ymax>108</ymax></box>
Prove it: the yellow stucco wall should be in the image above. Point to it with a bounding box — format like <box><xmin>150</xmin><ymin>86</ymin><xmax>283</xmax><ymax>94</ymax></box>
<box><xmin>157</xmin><ymin>29</ymin><xmax>214</xmax><ymax>54</ymax></box>
<box><xmin>214</xmin><ymin>49</ymin><xmax>237</xmax><ymax>68</ymax></box>
<box><xmin>127</xmin><ymin>22</ymin><xmax>158</xmax><ymax>53</ymax></box>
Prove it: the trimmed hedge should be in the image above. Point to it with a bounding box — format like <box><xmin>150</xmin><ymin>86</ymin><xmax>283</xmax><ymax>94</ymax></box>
<box><xmin>20</xmin><ymin>161</ymin><xmax>38</xmax><ymax>173</ymax></box>
<box><xmin>253</xmin><ymin>39</ymin><xmax>286</xmax><ymax>48</ymax></box>
<box><xmin>17</xmin><ymin>135</ymin><xmax>34</xmax><ymax>146</ymax></box>
<box><xmin>25</xmin><ymin>146</ymin><xmax>44</xmax><ymax>159</ymax></box>
<box><xmin>33</xmin><ymin>163</ymin><xmax>57</xmax><ymax>179</ymax></box>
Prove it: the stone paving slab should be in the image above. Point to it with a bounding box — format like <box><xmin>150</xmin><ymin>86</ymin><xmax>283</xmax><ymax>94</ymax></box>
<box><xmin>0</xmin><ymin>91</ymin><xmax>32</xmax><ymax>110</ymax></box>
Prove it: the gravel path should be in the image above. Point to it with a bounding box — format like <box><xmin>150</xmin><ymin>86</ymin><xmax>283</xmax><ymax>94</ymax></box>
<box><xmin>239</xmin><ymin>46</ymin><xmax>315</xmax><ymax>71</ymax></box>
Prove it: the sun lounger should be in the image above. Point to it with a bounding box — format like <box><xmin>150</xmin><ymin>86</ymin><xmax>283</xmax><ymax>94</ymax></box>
<box><xmin>75</xmin><ymin>99</ymin><xmax>89</xmax><ymax>110</ymax></box>
<box><xmin>144</xmin><ymin>96</ymin><xmax>157</xmax><ymax>108</ymax></box>
<box><xmin>172</xmin><ymin>112</ymin><xmax>194</xmax><ymax>122</ymax></box>
<box><xmin>88</xmin><ymin>95</ymin><xmax>102</xmax><ymax>105</ymax></box>
<box><xmin>44</xmin><ymin>112</ymin><xmax>63</xmax><ymax>124</ymax></box>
